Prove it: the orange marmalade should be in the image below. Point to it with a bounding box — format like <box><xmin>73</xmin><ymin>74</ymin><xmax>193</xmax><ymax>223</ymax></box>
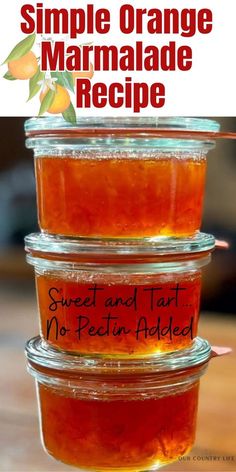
<box><xmin>26</xmin><ymin>336</ymin><xmax>211</xmax><ymax>472</ymax></box>
<box><xmin>38</xmin><ymin>381</ymin><xmax>199</xmax><ymax>471</ymax></box>
<box><xmin>25</xmin><ymin>232</ymin><xmax>214</xmax><ymax>357</ymax></box>
<box><xmin>36</xmin><ymin>271</ymin><xmax>201</xmax><ymax>356</ymax></box>
<box><xmin>35</xmin><ymin>155</ymin><xmax>206</xmax><ymax>238</ymax></box>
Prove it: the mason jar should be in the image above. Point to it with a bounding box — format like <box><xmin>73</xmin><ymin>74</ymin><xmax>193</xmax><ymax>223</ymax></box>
<box><xmin>26</xmin><ymin>335</ymin><xmax>212</xmax><ymax>472</ymax></box>
<box><xmin>25</xmin><ymin>232</ymin><xmax>215</xmax><ymax>356</ymax></box>
<box><xmin>24</xmin><ymin>117</ymin><xmax>220</xmax><ymax>239</ymax></box>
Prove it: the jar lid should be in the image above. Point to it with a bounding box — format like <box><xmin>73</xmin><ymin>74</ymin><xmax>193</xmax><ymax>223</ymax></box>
<box><xmin>25</xmin><ymin>117</ymin><xmax>224</xmax><ymax>152</ymax></box>
<box><xmin>25</xmin><ymin>232</ymin><xmax>215</xmax><ymax>262</ymax></box>
<box><xmin>26</xmin><ymin>336</ymin><xmax>211</xmax><ymax>375</ymax></box>
<box><xmin>25</xmin><ymin>116</ymin><xmax>220</xmax><ymax>135</ymax></box>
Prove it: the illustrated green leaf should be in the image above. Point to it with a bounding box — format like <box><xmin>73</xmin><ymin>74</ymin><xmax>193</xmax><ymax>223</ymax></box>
<box><xmin>51</xmin><ymin>71</ymin><xmax>74</xmax><ymax>93</ymax></box>
<box><xmin>28</xmin><ymin>67</ymin><xmax>45</xmax><ymax>101</ymax></box>
<box><xmin>3</xmin><ymin>33</ymin><xmax>36</xmax><ymax>64</ymax></box>
<box><xmin>62</xmin><ymin>102</ymin><xmax>76</xmax><ymax>123</ymax></box>
<box><xmin>38</xmin><ymin>88</ymin><xmax>56</xmax><ymax>116</ymax></box>
<box><xmin>3</xmin><ymin>70</ymin><xmax>17</xmax><ymax>80</ymax></box>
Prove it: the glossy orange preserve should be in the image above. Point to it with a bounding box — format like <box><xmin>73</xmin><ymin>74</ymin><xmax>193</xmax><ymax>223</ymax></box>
<box><xmin>35</xmin><ymin>155</ymin><xmax>206</xmax><ymax>237</ymax></box>
<box><xmin>38</xmin><ymin>380</ymin><xmax>199</xmax><ymax>471</ymax></box>
<box><xmin>36</xmin><ymin>271</ymin><xmax>201</xmax><ymax>355</ymax></box>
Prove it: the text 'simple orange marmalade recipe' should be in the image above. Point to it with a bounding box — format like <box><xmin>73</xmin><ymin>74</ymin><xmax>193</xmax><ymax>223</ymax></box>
<box><xmin>18</xmin><ymin>5</ymin><xmax>214</xmax><ymax>110</ymax></box>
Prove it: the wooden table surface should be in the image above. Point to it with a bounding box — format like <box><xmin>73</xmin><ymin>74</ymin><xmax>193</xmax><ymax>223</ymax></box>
<box><xmin>0</xmin><ymin>284</ymin><xmax>235</xmax><ymax>472</ymax></box>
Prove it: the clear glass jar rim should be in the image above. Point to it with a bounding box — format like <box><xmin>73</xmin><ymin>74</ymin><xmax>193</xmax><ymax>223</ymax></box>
<box><xmin>24</xmin><ymin>117</ymin><xmax>227</xmax><ymax>149</ymax></box>
<box><xmin>25</xmin><ymin>116</ymin><xmax>220</xmax><ymax>133</ymax></box>
<box><xmin>25</xmin><ymin>336</ymin><xmax>212</xmax><ymax>376</ymax></box>
<box><xmin>25</xmin><ymin>232</ymin><xmax>215</xmax><ymax>260</ymax></box>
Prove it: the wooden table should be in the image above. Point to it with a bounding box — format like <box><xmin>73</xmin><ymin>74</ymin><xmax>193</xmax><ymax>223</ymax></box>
<box><xmin>0</xmin><ymin>285</ymin><xmax>235</xmax><ymax>472</ymax></box>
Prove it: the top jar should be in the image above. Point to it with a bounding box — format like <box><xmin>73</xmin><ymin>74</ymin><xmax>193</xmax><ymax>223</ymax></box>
<box><xmin>25</xmin><ymin>117</ymin><xmax>220</xmax><ymax>239</ymax></box>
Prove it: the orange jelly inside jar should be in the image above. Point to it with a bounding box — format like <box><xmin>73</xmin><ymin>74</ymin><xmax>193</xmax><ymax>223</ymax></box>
<box><xmin>25</xmin><ymin>232</ymin><xmax>214</xmax><ymax>357</ymax></box>
<box><xmin>25</xmin><ymin>117</ymin><xmax>220</xmax><ymax>238</ymax></box>
<box><xmin>38</xmin><ymin>381</ymin><xmax>199</xmax><ymax>471</ymax></box>
<box><xmin>36</xmin><ymin>271</ymin><xmax>202</xmax><ymax>356</ymax></box>
<box><xmin>26</xmin><ymin>336</ymin><xmax>211</xmax><ymax>472</ymax></box>
<box><xmin>35</xmin><ymin>155</ymin><xmax>206</xmax><ymax>238</ymax></box>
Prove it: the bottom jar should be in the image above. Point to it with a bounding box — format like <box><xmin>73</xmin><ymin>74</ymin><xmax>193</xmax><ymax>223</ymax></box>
<box><xmin>26</xmin><ymin>337</ymin><xmax>211</xmax><ymax>472</ymax></box>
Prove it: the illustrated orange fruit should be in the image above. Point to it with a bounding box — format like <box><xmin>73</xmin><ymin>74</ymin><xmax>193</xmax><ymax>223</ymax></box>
<box><xmin>72</xmin><ymin>63</ymin><xmax>94</xmax><ymax>82</ymax></box>
<box><xmin>40</xmin><ymin>84</ymin><xmax>71</xmax><ymax>114</ymax></box>
<box><xmin>8</xmin><ymin>51</ymin><xmax>38</xmax><ymax>80</ymax></box>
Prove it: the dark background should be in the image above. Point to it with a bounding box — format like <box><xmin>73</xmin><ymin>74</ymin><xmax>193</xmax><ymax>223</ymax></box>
<box><xmin>0</xmin><ymin>117</ymin><xmax>235</xmax><ymax>315</ymax></box>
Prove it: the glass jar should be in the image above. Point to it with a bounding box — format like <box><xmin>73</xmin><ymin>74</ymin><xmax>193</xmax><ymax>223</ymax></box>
<box><xmin>25</xmin><ymin>117</ymin><xmax>220</xmax><ymax>239</ymax></box>
<box><xmin>25</xmin><ymin>232</ymin><xmax>215</xmax><ymax>356</ymax></box>
<box><xmin>26</xmin><ymin>336</ymin><xmax>212</xmax><ymax>472</ymax></box>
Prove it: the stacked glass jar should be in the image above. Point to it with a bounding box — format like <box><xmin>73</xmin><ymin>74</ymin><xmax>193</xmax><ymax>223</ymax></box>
<box><xmin>25</xmin><ymin>117</ymin><xmax>220</xmax><ymax>471</ymax></box>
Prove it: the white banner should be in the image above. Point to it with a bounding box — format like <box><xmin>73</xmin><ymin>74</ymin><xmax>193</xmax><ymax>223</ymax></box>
<box><xmin>0</xmin><ymin>0</ymin><xmax>235</xmax><ymax>117</ymax></box>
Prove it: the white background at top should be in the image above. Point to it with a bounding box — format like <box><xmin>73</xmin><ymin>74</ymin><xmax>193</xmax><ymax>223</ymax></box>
<box><xmin>0</xmin><ymin>0</ymin><xmax>235</xmax><ymax>116</ymax></box>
